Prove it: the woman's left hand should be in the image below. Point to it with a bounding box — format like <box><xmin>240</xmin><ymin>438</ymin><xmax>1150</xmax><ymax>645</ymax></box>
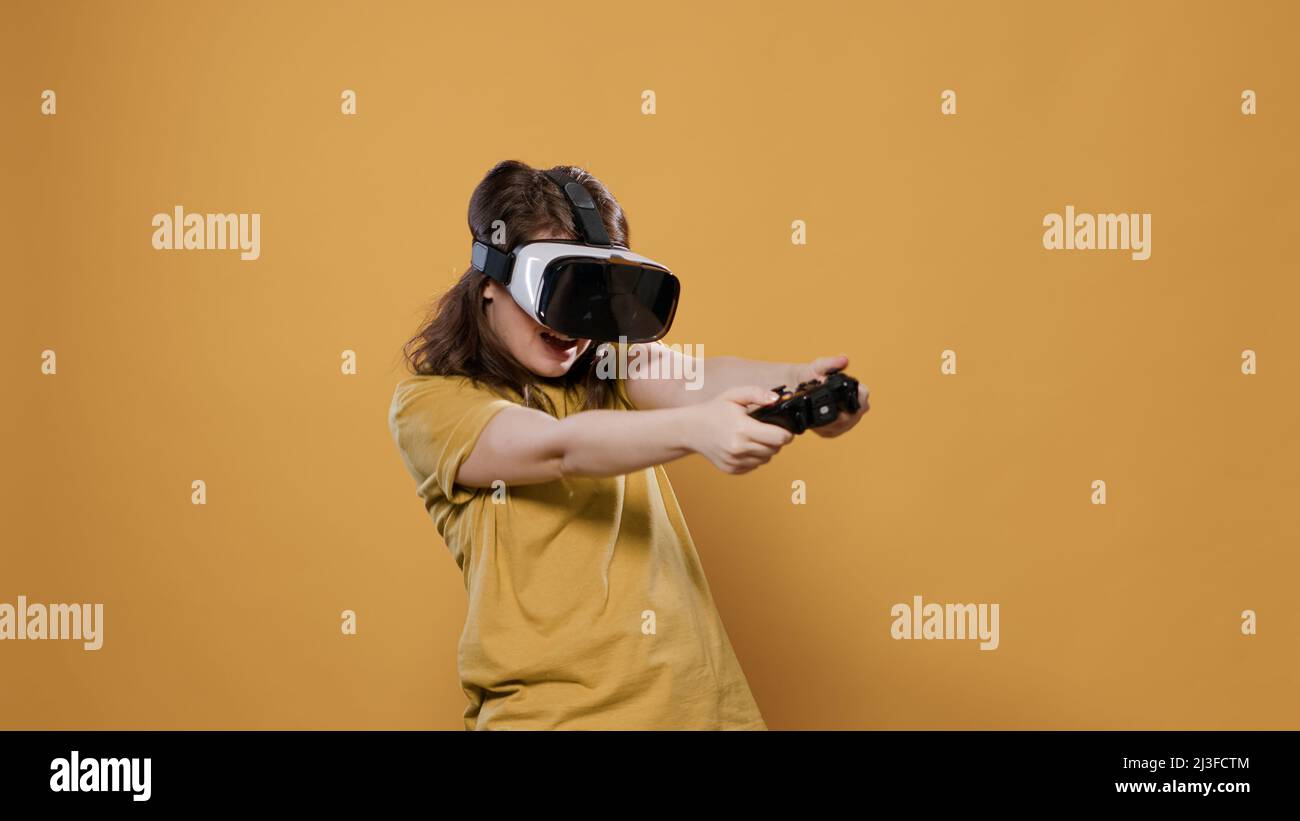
<box><xmin>795</xmin><ymin>354</ymin><xmax>871</xmax><ymax>438</ymax></box>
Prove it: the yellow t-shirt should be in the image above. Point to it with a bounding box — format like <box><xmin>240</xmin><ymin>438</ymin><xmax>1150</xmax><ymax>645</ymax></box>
<box><xmin>387</xmin><ymin>371</ymin><xmax>767</xmax><ymax>730</ymax></box>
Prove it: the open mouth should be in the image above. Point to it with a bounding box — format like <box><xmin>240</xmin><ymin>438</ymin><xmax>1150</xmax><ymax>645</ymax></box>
<box><xmin>539</xmin><ymin>330</ymin><xmax>579</xmax><ymax>353</ymax></box>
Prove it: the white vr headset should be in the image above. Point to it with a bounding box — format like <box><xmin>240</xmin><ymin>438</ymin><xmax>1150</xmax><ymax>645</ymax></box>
<box><xmin>470</xmin><ymin>170</ymin><xmax>680</xmax><ymax>343</ymax></box>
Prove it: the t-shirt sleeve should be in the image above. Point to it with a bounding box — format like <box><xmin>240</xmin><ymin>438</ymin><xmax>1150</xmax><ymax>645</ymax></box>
<box><xmin>387</xmin><ymin>375</ymin><xmax>516</xmax><ymax>506</ymax></box>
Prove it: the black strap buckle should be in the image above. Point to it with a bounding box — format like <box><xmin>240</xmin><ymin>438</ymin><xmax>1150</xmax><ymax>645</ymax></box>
<box><xmin>470</xmin><ymin>240</ymin><xmax>513</xmax><ymax>284</ymax></box>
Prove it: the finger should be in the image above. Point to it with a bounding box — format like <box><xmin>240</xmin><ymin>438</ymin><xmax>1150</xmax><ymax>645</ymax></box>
<box><xmin>735</xmin><ymin>440</ymin><xmax>780</xmax><ymax>459</ymax></box>
<box><xmin>729</xmin><ymin>453</ymin><xmax>771</xmax><ymax>472</ymax></box>
<box><xmin>721</xmin><ymin>385</ymin><xmax>782</xmax><ymax>408</ymax></box>
<box><xmin>745</xmin><ymin>419</ymin><xmax>795</xmax><ymax>447</ymax></box>
<box><xmin>809</xmin><ymin>354</ymin><xmax>849</xmax><ymax>378</ymax></box>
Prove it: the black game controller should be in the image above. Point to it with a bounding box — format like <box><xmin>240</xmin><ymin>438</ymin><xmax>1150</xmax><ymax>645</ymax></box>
<box><xmin>748</xmin><ymin>370</ymin><xmax>862</xmax><ymax>434</ymax></box>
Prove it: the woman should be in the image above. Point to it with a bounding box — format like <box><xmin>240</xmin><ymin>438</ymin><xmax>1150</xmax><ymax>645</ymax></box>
<box><xmin>388</xmin><ymin>160</ymin><xmax>870</xmax><ymax>729</ymax></box>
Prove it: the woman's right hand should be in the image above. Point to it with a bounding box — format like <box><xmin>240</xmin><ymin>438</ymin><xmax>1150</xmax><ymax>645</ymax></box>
<box><xmin>684</xmin><ymin>386</ymin><xmax>795</xmax><ymax>474</ymax></box>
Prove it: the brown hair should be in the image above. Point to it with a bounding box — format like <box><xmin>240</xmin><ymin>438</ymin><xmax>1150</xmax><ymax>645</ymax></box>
<box><xmin>400</xmin><ymin>161</ymin><xmax>631</xmax><ymax>415</ymax></box>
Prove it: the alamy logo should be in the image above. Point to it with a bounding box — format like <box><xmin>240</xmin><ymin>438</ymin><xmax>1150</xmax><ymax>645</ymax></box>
<box><xmin>151</xmin><ymin>205</ymin><xmax>261</xmax><ymax>260</ymax></box>
<box><xmin>50</xmin><ymin>751</ymin><xmax>151</xmax><ymax>802</ymax></box>
<box><xmin>0</xmin><ymin>596</ymin><xmax>103</xmax><ymax>650</ymax></box>
<box><xmin>595</xmin><ymin>338</ymin><xmax>704</xmax><ymax>389</ymax></box>
<box><xmin>891</xmin><ymin>595</ymin><xmax>1000</xmax><ymax>650</ymax></box>
<box><xmin>1042</xmin><ymin>205</ymin><xmax>1151</xmax><ymax>260</ymax></box>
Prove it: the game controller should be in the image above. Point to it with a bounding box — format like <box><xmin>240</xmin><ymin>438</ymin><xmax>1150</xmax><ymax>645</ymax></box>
<box><xmin>748</xmin><ymin>370</ymin><xmax>863</xmax><ymax>434</ymax></box>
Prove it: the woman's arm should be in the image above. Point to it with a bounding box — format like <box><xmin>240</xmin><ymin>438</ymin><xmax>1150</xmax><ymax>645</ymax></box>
<box><xmin>623</xmin><ymin>343</ymin><xmax>846</xmax><ymax>408</ymax></box>
<box><xmin>623</xmin><ymin>345</ymin><xmax>872</xmax><ymax>438</ymax></box>
<box><xmin>455</xmin><ymin>386</ymin><xmax>794</xmax><ymax>488</ymax></box>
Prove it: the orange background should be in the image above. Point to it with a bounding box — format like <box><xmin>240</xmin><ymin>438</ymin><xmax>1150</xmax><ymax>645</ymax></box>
<box><xmin>3</xmin><ymin>0</ymin><xmax>1298</xmax><ymax>729</ymax></box>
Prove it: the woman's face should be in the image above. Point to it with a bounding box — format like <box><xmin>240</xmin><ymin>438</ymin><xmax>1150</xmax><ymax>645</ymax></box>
<box><xmin>481</xmin><ymin>233</ymin><xmax>593</xmax><ymax>378</ymax></box>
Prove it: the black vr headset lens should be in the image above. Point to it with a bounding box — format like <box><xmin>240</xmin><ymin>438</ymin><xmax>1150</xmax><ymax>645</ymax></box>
<box><xmin>538</xmin><ymin>258</ymin><xmax>679</xmax><ymax>343</ymax></box>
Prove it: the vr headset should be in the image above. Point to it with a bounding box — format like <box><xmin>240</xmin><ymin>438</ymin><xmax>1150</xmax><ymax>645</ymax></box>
<box><xmin>469</xmin><ymin>170</ymin><xmax>680</xmax><ymax>343</ymax></box>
